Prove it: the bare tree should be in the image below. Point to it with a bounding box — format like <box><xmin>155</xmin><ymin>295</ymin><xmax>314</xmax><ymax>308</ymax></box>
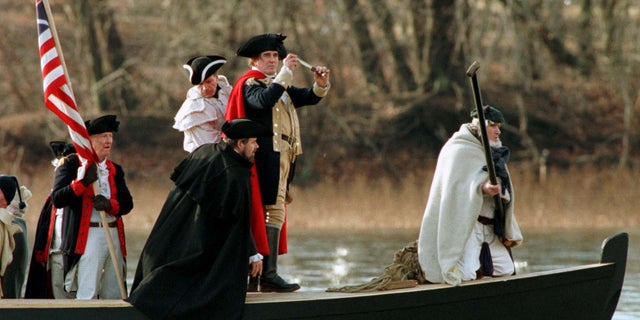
<box><xmin>600</xmin><ymin>0</ymin><xmax>633</xmax><ymax>168</ymax></box>
<box><xmin>71</xmin><ymin>0</ymin><xmax>138</xmax><ymax>114</ymax></box>
<box><xmin>343</xmin><ymin>0</ymin><xmax>389</xmax><ymax>92</ymax></box>
<box><xmin>4</xmin><ymin>0</ymin><xmax>640</xmax><ymax>174</ymax></box>
<box><xmin>426</xmin><ymin>0</ymin><xmax>465</xmax><ymax>94</ymax></box>
<box><xmin>577</xmin><ymin>0</ymin><xmax>596</xmax><ymax>76</ymax></box>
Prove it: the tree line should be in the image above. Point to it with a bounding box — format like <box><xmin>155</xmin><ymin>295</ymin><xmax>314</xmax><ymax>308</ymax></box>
<box><xmin>1</xmin><ymin>0</ymin><xmax>639</xmax><ymax>181</ymax></box>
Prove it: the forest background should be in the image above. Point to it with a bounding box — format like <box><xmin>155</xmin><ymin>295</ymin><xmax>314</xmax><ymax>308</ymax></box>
<box><xmin>1</xmin><ymin>0</ymin><xmax>639</xmax><ymax>232</ymax></box>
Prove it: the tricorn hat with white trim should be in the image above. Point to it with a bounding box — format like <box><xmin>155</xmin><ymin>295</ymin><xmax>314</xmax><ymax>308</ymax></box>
<box><xmin>183</xmin><ymin>55</ymin><xmax>227</xmax><ymax>85</ymax></box>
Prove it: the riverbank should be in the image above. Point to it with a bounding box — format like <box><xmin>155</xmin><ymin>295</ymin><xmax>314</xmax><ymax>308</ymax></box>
<box><xmin>272</xmin><ymin>165</ymin><xmax>640</xmax><ymax>230</ymax></box>
<box><xmin>20</xmin><ymin>164</ymin><xmax>640</xmax><ymax>235</ymax></box>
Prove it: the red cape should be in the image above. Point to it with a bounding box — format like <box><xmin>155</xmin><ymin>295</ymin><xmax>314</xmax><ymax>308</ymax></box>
<box><xmin>226</xmin><ymin>70</ymin><xmax>287</xmax><ymax>255</ymax></box>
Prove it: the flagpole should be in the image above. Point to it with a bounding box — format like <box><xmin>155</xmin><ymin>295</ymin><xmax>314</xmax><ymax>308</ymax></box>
<box><xmin>40</xmin><ymin>0</ymin><xmax>127</xmax><ymax>299</ymax></box>
<box><xmin>41</xmin><ymin>0</ymin><xmax>72</xmax><ymax>92</ymax></box>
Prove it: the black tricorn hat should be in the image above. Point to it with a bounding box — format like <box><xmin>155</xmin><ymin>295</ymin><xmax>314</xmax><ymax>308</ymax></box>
<box><xmin>222</xmin><ymin>118</ymin><xmax>272</xmax><ymax>139</ymax></box>
<box><xmin>0</xmin><ymin>175</ymin><xmax>17</xmax><ymax>203</ymax></box>
<box><xmin>85</xmin><ymin>115</ymin><xmax>120</xmax><ymax>135</ymax></box>
<box><xmin>49</xmin><ymin>141</ymin><xmax>76</xmax><ymax>159</ymax></box>
<box><xmin>470</xmin><ymin>105</ymin><xmax>505</xmax><ymax>124</ymax></box>
<box><xmin>236</xmin><ymin>33</ymin><xmax>287</xmax><ymax>60</ymax></box>
<box><xmin>183</xmin><ymin>55</ymin><xmax>227</xmax><ymax>85</ymax></box>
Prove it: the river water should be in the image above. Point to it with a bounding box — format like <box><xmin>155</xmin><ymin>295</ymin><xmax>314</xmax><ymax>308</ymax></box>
<box><xmin>126</xmin><ymin>227</ymin><xmax>639</xmax><ymax>319</ymax></box>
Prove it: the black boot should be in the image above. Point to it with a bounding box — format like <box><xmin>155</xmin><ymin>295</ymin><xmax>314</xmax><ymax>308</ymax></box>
<box><xmin>261</xmin><ymin>226</ymin><xmax>300</xmax><ymax>292</ymax></box>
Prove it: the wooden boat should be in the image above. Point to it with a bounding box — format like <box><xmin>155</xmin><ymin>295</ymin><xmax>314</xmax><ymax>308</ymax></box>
<box><xmin>0</xmin><ymin>232</ymin><xmax>627</xmax><ymax>320</ymax></box>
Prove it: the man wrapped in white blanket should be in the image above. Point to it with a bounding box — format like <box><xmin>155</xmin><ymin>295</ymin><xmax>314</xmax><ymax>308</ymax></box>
<box><xmin>418</xmin><ymin>105</ymin><xmax>523</xmax><ymax>286</ymax></box>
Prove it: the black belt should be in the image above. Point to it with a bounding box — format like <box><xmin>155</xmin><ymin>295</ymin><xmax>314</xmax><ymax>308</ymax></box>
<box><xmin>281</xmin><ymin>134</ymin><xmax>295</xmax><ymax>145</ymax></box>
<box><xmin>89</xmin><ymin>221</ymin><xmax>117</xmax><ymax>228</ymax></box>
<box><xmin>477</xmin><ymin>216</ymin><xmax>494</xmax><ymax>225</ymax></box>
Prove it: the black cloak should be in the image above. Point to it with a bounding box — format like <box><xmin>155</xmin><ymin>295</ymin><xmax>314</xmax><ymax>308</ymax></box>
<box><xmin>127</xmin><ymin>142</ymin><xmax>257</xmax><ymax>320</ymax></box>
<box><xmin>24</xmin><ymin>196</ymin><xmax>54</xmax><ymax>298</ymax></box>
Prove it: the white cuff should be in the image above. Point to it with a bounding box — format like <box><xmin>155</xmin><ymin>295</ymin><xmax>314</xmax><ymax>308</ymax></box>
<box><xmin>273</xmin><ymin>66</ymin><xmax>293</xmax><ymax>88</ymax></box>
<box><xmin>249</xmin><ymin>253</ymin><xmax>263</xmax><ymax>263</ymax></box>
<box><xmin>313</xmin><ymin>81</ymin><xmax>331</xmax><ymax>97</ymax></box>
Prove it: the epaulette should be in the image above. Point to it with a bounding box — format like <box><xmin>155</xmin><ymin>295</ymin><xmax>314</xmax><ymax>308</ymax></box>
<box><xmin>245</xmin><ymin>77</ymin><xmax>269</xmax><ymax>87</ymax></box>
<box><xmin>55</xmin><ymin>153</ymin><xmax>78</xmax><ymax>168</ymax></box>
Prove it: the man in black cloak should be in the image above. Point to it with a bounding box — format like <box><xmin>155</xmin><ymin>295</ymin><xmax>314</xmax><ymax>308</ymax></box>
<box><xmin>25</xmin><ymin>141</ymin><xmax>76</xmax><ymax>299</ymax></box>
<box><xmin>127</xmin><ymin>118</ymin><xmax>271</xmax><ymax>320</ymax></box>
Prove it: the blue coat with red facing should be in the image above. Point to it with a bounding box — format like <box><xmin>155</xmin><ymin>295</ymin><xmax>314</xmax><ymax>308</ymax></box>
<box><xmin>50</xmin><ymin>154</ymin><xmax>133</xmax><ymax>276</ymax></box>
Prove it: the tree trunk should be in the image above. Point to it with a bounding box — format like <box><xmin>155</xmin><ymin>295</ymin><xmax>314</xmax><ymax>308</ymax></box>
<box><xmin>577</xmin><ymin>0</ymin><xmax>596</xmax><ymax>76</ymax></box>
<box><xmin>344</xmin><ymin>0</ymin><xmax>389</xmax><ymax>92</ymax></box>
<box><xmin>426</xmin><ymin>0</ymin><xmax>464</xmax><ymax>94</ymax></box>
<box><xmin>411</xmin><ymin>0</ymin><xmax>429</xmax><ymax>83</ymax></box>
<box><xmin>600</xmin><ymin>0</ymin><xmax>633</xmax><ymax>169</ymax></box>
<box><xmin>73</xmin><ymin>0</ymin><xmax>138</xmax><ymax>114</ymax></box>
<box><xmin>370</xmin><ymin>2</ymin><xmax>417</xmax><ymax>92</ymax></box>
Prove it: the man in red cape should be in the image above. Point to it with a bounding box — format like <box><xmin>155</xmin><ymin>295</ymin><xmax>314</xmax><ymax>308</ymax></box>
<box><xmin>226</xmin><ymin>33</ymin><xmax>331</xmax><ymax>292</ymax></box>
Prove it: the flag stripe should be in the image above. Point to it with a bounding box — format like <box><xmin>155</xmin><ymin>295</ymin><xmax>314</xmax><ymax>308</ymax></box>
<box><xmin>36</xmin><ymin>0</ymin><xmax>97</xmax><ymax>163</ymax></box>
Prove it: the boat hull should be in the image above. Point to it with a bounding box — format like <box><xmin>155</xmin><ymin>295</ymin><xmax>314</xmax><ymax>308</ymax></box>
<box><xmin>245</xmin><ymin>263</ymin><xmax>618</xmax><ymax>320</ymax></box>
<box><xmin>0</xmin><ymin>232</ymin><xmax>627</xmax><ymax>320</ymax></box>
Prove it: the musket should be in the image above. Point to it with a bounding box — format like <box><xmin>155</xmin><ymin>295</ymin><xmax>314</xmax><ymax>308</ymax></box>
<box><xmin>465</xmin><ymin>61</ymin><xmax>506</xmax><ymax>240</ymax></box>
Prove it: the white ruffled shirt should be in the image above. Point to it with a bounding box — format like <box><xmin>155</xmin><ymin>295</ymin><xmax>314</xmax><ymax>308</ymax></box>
<box><xmin>77</xmin><ymin>158</ymin><xmax>115</xmax><ymax>224</ymax></box>
<box><xmin>173</xmin><ymin>78</ymin><xmax>231</xmax><ymax>152</ymax></box>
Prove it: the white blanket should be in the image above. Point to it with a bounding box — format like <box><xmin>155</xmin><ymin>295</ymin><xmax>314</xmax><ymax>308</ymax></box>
<box><xmin>418</xmin><ymin>124</ymin><xmax>522</xmax><ymax>285</ymax></box>
<box><xmin>0</xmin><ymin>209</ymin><xmax>21</xmax><ymax>277</ymax></box>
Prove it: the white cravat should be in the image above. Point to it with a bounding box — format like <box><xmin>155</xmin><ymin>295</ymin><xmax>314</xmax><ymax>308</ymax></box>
<box><xmin>91</xmin><ymin>160</ymin><xmax>114</xmax><ymax>223</ymax></box>
<box><xmin>97</xmin><ymin>160</ymin><xmax>110</xmax><ymax>198</ymax></box>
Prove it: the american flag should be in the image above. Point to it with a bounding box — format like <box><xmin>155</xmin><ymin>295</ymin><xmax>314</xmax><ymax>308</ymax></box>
<box><xmin>36</xmin><ymin>0</ymin><xmax>97</xmax><ymax>163</ymax></box>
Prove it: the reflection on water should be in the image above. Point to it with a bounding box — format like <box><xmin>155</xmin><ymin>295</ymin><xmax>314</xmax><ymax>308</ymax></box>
<box><xmin>126</xmin><ymin>227</ymin><xmax>639</xmax><ymax>319</ymax></box>
<box><xmin>279</xmin><ymin>230</ymin><xmax>419</xmax><ymax>290</ymax></box>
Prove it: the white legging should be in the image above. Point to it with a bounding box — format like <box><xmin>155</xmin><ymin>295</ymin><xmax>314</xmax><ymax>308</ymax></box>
<box><xmin>457</xmin><ymin>221</ymin><xmax>514</xmax><ymax>281</ymax></box>
<box><xmin>75</xmin><ymin>227</ymin><xmax>124</xmax><ymax>299</ymax></box>
<box><xmin>264</xmin><ymin>139</ymin><xmax>294</xmax><ymax>228</ymax></box>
